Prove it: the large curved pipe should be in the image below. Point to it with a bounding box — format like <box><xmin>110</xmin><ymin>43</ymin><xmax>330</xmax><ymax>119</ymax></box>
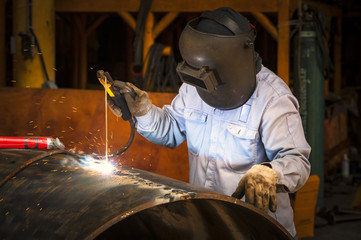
<box><xmin>0</xmin><ymin>149</ymin><xmax>291</xmax><ymax>239</ymax></box>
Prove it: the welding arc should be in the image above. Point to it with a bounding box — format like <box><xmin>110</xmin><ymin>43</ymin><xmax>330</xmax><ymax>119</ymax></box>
<box><xmin>0</xmin><ymin>150</ymin><xmax>74</xmax><ymax>189</ymax></box>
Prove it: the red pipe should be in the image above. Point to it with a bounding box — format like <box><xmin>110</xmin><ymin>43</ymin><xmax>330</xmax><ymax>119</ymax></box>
<box><xmin>0</xmin><ymin>137</ymin><xmax>64</xmax><ymax>149</ymax></box>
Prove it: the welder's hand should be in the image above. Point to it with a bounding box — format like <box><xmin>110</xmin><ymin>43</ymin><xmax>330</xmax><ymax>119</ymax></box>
<box><xmin>112</xmin><ymin>81</ymin><xmax>152</xmax><ymax>117</ymax></box>
<box><xmin>232</xmin><ymin>164</ymin><xmax>278</xmax><ymax>213</ymax></box>
<box><xmin>107</xmin><ymin>95</ymin><xmax>123</xmax><ymax>117</ymax></box>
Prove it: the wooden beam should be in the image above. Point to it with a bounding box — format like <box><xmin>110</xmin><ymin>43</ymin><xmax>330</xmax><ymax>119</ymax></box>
<box><xmin>251</xmin><ymin>12</ymin><xmax>278</xmax><ymax>40</ymax></box>
<box><xmin>117</xmin><ymin>11</ymin><xmax>136</xmax><ymax>31</ymax></box>
<box><xmin>154</xmin><ymin>12</ymin><xmax>179</xmax><ymax>38</ymax></box>
<box><xmin>71</xmin><ymin>20</ymin><xmax>79</xmax><ymax>88</ymax></box>
<box><xmin>277</xmin><ymin>0</ymin><xmax>290</xmax><ymax>85</ymax></box>
<box><xmin>73</xmin><ymin>14</ymin><xmax>109</xmax><ymax>89</ymax></box>
<box><xmin>55</xmin><ymin>0</ymin><xmax>278</xmax><ymax>13</ymax></box>
<box><xmin>73</xmin><ymin>14</ymin><xmax>87</xmax><ymax>89</ymax></box>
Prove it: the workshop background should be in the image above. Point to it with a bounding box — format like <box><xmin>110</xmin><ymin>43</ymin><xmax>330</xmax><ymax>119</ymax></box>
<box><xmin>0</xmin><ymin>0</ymin><xmax>361</xmax><ymax>239</ymax></box>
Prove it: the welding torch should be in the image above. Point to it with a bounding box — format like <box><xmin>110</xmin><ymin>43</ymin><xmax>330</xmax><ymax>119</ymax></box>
<box><xmin>97</xmin><ymin>70</ymin><xmax>137</xmax><ymax>158</ymax></box>
<box><xmin>97</xmin><ymin>70</ymin><xmax>136</xmax><ymax>121</ymax></box>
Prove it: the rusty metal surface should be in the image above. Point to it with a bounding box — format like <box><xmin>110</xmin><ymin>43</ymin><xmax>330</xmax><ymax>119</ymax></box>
<box><xmin>0</xmin><ymin>87</ymin><xmax>189</xmax><ymax>182</ymax></box>
<box><xmin>0</xmin><ymin>149</ymin><xmax>292</xmax><ymax>239</ymax></box>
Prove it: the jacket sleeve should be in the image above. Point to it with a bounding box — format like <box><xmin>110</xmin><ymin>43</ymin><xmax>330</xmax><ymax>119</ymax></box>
<box><xmin>260</xmin><ymin>93</ymin><xmax>311</xmax><ymax>193</ymax></box>
<box><xmin>134</xmin><ymin>85</ymin><xmax>188</xmax><ymax>148</ymax></box>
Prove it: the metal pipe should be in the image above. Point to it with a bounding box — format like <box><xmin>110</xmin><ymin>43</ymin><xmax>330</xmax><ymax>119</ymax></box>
<box><xmin>293</xmin><ymin>9</ymin><xmax>325</xmax><ymax>208</ymax></box>
<box><xmin>0</xmin><ymin>149</ymin><xmax>292</xmax><ymax>239</ymax></box>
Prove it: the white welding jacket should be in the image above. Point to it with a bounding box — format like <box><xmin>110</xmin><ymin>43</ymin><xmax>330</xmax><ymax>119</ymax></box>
<box><xmin>135</xmin><ymin>66</ymin><xmax>311</xmax><ymax>237</ymax></box>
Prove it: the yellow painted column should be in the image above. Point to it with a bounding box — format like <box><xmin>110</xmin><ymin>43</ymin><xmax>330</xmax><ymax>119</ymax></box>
<box><xmin>13</xmin><ymin>0</ymin><xmax>55</xmax><ymax>88</ymax></box>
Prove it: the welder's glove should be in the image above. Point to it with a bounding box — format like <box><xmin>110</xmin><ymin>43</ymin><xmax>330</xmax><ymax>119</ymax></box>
<box><xmin>107</xmin><ymin>95</ymin><xmax>122</xmax><ymax>117</ymax></box>
<box><xmin>108</xmin><ymin>81</ymin><xmax>152</xmax><ymax>117</ymax></box>
<box><xmin>232</xmin><ymin>164</ymin><xmax>278</xmax><ymax>213</ymax></box>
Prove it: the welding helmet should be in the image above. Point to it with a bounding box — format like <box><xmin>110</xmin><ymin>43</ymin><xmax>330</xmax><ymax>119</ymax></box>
<box><xmin>176</xmin><ymin>8</ymin><xmax>257</xmax><ymax>110</ymax></box>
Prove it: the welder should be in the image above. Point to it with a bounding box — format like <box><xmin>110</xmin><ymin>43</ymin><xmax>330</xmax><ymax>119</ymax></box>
<box><xmin>107</xmin><ymin>7</ymin><xmax>310</xmax><ymax>239</ymax></box>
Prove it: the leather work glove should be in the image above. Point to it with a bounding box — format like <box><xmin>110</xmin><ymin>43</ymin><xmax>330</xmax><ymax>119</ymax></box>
<box><xmin>107</xmin><ymin>81</ymin><xmax>152</xmax><ymax>118</ymax></box>
<box><xmin>232</xmin><ymin>164</ymin><xmax>278</xmax><ymax>213</ymax></box>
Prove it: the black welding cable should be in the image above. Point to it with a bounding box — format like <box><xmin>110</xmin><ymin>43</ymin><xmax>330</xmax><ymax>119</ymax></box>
<box><xmin>143</xmin><ymin>43</ymin><xmax>181</xmax><ymax>92</ymax></box>
<box><xmin>29</xmin><ymin>27</ymin><xmax>51</xmax><ymax>84</ymax></box>
<box><xmin>106</xmin><ymin>119</ymin><xmax>135</xmax><ymax>159</ymax></box>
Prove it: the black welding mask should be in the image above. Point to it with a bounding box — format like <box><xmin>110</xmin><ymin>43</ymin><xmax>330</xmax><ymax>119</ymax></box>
<box><xmin>176</xmin><ymin>9</ymin><xmax>257</xmax><ymax>110</ymax></box>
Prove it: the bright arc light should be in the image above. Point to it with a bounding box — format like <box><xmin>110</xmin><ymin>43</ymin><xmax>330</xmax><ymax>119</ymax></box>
<box><xmin>78</xmin><ymin>155</ymin><xmax>116</xmax><ymax>174</ymax></box>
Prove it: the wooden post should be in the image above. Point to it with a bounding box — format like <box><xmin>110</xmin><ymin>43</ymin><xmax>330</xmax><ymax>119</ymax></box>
<box><xmin>333</xmin><ymin>16</ymin><xmax>342</xmax><ymax>93</ymax></box>
<box><xmin>0</xmin><ymin>0</ymin><xmax>6</xmax><ymax>86</ymax></box>
<box><xmin>142</xmin><ymin>11</ymin><xmax>178</xmax><ymax>89</ymax></box>
<box><xmin>117</xmin><ymin>11</ymin><xmax>136</xmax><ymax>31</ymax></box>
<box><xmin>71</xmin><ymin>18</ymin><xmax>80</xmax><ymax>88</ymax></box>
<box><xmin>73</xmin><ymin>14</ymin><xmax>108</xmax><ymax>89</ymax></box>
<box><xmin>277</xmin><ymin>0</ymin><xmax>290</xmax><ymax>85</ymax></box>
<box><xmin>13</xmin><ymin>0</ymin><xmax>55</xmax><ymax>88</ymax></box>
<box><xmin>143</xmin><ymin>12</ymin><xmax>155</xmax><ymax>63</ymax></box>
<box><xmin>74</xmin><ymin>14</ymin><xmax>87</xmax><ymax>89</ymax></box>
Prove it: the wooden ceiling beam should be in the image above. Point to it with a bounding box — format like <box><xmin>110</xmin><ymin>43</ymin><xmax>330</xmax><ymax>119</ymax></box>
<box><xmin>55</xmin><ymin>0</ymin><xmax>278</xmax><ymax>13</ymax></box>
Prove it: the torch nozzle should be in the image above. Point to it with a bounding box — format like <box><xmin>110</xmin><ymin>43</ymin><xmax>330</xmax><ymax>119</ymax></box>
<box><xmin>49</xmin><ymin>138</ymin><xmax>65</xmax><ymax>150</ymax></box>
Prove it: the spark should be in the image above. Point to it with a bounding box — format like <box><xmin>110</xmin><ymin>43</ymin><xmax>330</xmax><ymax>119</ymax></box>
<box><xmin>77</xmin><ymin>155</ymin><xmax>116</xmax><ymax>175</ymax></box>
